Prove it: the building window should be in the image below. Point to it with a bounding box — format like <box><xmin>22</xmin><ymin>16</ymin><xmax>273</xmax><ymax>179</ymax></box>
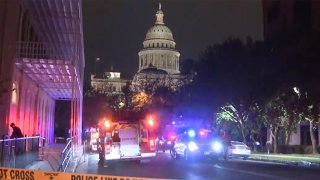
<box><xmin>11</xmin><ymin>83</ymin><xmax>17</xmax><ymax>104</ymax></box>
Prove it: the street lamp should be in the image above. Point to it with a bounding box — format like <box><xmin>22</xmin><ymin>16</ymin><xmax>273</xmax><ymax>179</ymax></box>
<box><xmin>293</xmin><ymin>87</ymin><xmax>300</xmax><ymax>98</ymax></box>
<box><xmin>94</xmin><ymin>57</ymin><xmax>100</xmax><ymax>75</ymax></box>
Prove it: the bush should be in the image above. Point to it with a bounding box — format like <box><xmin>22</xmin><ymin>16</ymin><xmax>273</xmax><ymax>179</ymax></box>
<box><xmin>277</xmin><ymin>145</ymin><xmax>320</xmax><ymax>154</ymax></box>
<box><xmin>277</xmin><ymin>145</ymin><xmax>303</xmax><ymax>154</ymax></box>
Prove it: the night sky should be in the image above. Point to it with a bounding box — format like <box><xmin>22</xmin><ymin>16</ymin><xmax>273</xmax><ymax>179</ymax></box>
<box><xmin>82</xmin><ymin>0</ymin><xmax>263</xmax><ymax>81</ymax></box>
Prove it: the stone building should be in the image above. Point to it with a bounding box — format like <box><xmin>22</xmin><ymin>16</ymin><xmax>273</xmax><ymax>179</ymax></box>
<box><xmin>0</xmin><ymin>0</ymin><xmax>84</xmax><ymax>144</ymax></box>
<box><xmin>91</xmin><ymin>71</ymin><xmax>130</xmax><ymax>96</ymax></box>
<box><xmin>132</xmin><ymin>3</ymin><xmax>185</xmax><ymax>92</ymax></box>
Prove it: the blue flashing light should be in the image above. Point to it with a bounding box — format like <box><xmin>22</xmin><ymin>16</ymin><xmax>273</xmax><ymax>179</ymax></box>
<box><xmin>188</xmin><ymin>130</ymin><xmax>196</xmax><ymax>137</ymax></box>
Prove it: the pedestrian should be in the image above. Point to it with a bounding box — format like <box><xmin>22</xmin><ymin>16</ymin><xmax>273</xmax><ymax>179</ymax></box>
<box><xmin>10</xmin><ymin>123</ymin><xmax>24</xmax><ymax>138</ymax></box>
<box><xmin>10</xmin><ymin>123</ymin><xmax>24</xmax><ymax>154</ymax></box>
<box><xmin>222</xmin><ymin>130</ymin><xmax>231</xmax><ymax>160</ymax></box>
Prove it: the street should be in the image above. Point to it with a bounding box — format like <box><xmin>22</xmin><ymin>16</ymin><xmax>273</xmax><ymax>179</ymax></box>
<box><xmin>76</xmin><ymin>151</ymin><xmax>320</xmax><ymax>180</ymax></box>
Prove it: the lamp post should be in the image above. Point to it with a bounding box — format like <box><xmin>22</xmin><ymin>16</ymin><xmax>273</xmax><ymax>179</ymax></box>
<box><xmin>94</xmin><ymin>57</ymin><xmax>100</xmax><ymax>75</ymax></box>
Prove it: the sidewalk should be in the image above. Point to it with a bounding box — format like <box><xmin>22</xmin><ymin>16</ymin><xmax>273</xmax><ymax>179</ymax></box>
<box><xmin>25</xmin><ymin>144</ymin><xmax>64</xmax><ymax>171</ymax></box>
<box><xmin>249</xmin><ymin>153</ymin><xmax>320</xmax><ymax>168</ymax></box>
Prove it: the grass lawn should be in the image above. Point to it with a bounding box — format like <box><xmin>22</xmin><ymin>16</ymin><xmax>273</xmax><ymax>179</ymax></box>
<box><xmin>250</xmin><ymin>153</ymin><xmax>320</xmax><ymax>164</ymax></box>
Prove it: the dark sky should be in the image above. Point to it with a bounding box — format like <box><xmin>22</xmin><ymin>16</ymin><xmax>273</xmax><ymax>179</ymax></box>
<box><xmin>82</xmin><ymin>0</ymin><xmax>263</xmax><ymax>81</ymax></box>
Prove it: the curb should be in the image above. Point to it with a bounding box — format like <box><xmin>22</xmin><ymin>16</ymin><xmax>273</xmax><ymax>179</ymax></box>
<box><xmin>248</xmin><ymin>157</ymin><xmax>320</xmax><ymax>169</ymax></box>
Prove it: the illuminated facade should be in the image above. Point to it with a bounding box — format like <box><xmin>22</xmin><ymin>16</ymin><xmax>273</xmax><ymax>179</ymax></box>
<box><xmin>133</xmin><ymin>3</ymin><xmax>184</xmax><ymax>92</ymax></box>
<box><xmin>0</xmin><ymin>0</ymin><xmax>84</xmax><ymax>145</ymax></box>
<box><xmin>91</xmin><ymin>72</ymin><xmax>130</xmax><ymax>95</ymax></box>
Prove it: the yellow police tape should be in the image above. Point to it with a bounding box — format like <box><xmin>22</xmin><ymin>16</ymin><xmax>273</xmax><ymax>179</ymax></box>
<box><xmin>0</xmin><ymin>167</ymin><xmax>171</xmax><ymax>180</ymax></box>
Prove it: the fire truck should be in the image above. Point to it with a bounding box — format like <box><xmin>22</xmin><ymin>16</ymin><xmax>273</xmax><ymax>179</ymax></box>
<box><xmin>97</xmin><ymin>115</ymin><xmax>157</xmax><ymax>164</ymax></box>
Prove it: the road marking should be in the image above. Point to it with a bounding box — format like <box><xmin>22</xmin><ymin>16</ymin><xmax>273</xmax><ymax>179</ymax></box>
<box><xmin>212</xmin><ymin>164</ymin><xmax>288</xmax><ymax>180</ymax></box>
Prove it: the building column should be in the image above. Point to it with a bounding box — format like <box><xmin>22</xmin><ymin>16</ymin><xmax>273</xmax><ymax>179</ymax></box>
<box><xmin>139</xmin><ymin>58</ymin><xmax>141</xmax><ymax>70</ymax></box>
<box><xmin>0</xmin><ymin>0</ymin><xmax>20</xmax><ymax>136</ymax></box>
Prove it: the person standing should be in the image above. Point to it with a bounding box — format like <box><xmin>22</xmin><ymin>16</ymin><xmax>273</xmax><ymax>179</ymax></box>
<box><xmin>10</xmin><ymin>123</ymin><xmax>24</xmax><ymax>154</ymax></box>
<box><xmin>10</xmin><ymin>123</ymin><xmax>24</xmax><ymax>138</ymax></box>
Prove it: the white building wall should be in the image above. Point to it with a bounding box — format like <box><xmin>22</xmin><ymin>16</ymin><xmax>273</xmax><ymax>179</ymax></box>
<box><xmin>9</xmin><ymin>66</ymin><xmax>55</xmax><ymax>143</ymax></box>
<box><xmin>288</xmin><ymin>125</ymin><xmax>301</xmax><ymax>145</ymax></box>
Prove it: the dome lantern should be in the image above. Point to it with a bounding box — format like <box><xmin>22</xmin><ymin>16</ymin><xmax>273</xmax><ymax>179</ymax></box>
<box><xmin>155</xmin><ymin>3</ymin><xmax>164</xmax><ymax>25</ymax></box>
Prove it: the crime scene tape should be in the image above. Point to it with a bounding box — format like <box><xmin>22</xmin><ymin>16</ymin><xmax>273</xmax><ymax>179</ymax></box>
<box><xmin>0</xmin><ymin>167</ymin><xmax>172</xmax><ymax>180</ymax></box>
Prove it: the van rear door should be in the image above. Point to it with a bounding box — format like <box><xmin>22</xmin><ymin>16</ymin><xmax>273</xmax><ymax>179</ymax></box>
<box><xmin>119</xmin><ymin>124</ymin><xmax>140</xmax><ymax>157</ymax></box>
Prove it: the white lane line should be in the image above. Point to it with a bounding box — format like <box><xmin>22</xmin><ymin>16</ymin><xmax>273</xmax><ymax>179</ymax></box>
<box><xmin>212</xmin><ymin>164</ymin><xmax>288</xmax><ymax>180</ymax></box>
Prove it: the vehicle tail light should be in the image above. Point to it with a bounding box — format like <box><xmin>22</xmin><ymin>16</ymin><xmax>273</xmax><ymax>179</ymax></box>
<box><xmin>149</xmin><ymin>139</ymin><xmax>155</xmax><ymax>147</ymax></box>
<box><xmin>170</xmin><ymin>135</ymin><xmax>176</xmax><ymax>140</ymax></box>
<box><xmin>106</xmin><ymin>144</ymin><xmax>111</xmax><ymax>150</ymax></box>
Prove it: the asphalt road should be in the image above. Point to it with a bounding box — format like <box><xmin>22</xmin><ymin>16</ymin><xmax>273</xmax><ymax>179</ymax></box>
<box><xmin>76</xmin><ymin>151</ymin><xmax>320</xmax><ymax>180</ymax></box>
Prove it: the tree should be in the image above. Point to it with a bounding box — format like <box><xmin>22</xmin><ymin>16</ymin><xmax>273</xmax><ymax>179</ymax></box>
<box><xmin>295</xmin><ymin>88</ymin><xmax>319</xmax><ymax>154</ymax></box>
<box><xmin>216</xmin><ymin>103</ymin><xmax>249</xmax><ymax>144</ymax></box>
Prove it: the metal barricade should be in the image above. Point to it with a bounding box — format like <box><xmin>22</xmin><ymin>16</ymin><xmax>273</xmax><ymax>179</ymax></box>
<box><xmin>0</xmin><ymin>136</ymin><xmax>45</xmax><ymax>168</ymax></box>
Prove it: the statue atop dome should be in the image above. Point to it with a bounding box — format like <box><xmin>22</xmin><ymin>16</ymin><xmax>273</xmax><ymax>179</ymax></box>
<box><xmin>155</xmin><ymin>2</ymin><xmax>164</xmax><ymax>25</ymax></box>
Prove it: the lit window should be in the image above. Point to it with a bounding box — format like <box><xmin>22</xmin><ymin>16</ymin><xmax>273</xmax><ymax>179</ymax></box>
<box><xmin>11</xmin><ymin>83</ymin><xmax>17</xmax><ymax>104</ymax></box>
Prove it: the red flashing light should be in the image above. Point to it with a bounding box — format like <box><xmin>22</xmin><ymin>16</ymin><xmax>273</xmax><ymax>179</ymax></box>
<box><xmin>170</xmin><ymin>135</ymin><xmax>176</xmax><ymax>140</ymax></box>
<box><xmin>149</xmin><ymin>139</ymin><xmax>155</xmax><ymax>147</ymax></box>
<box><xmin>104</xmin><ymin>120</ymin><xmax>111</xmax><ymax>128</ymax></box>
<box><xmin>148</xmin><ymin>119</ymin><xmax>154</xmax><ymax>126</ymax></box>
<box><xmin>200</xmin><ymin>131</ymin><xmax>205</xmax><ymax>136</ymax></box>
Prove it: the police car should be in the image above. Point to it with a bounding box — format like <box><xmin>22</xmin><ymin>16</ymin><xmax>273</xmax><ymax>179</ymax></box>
<box><xmin>171</xmin><ymin>129</ymin><xmax>224</xmax><ymax>161</ymax></box>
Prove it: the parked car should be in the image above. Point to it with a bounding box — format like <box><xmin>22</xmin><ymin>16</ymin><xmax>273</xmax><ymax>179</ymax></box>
<box><xmin>226</xmin><ymin>141</ymin><xmax>251</xmax><ymax>160</ymax></box>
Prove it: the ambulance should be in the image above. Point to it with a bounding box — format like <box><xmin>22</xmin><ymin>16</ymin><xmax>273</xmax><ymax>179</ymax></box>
<box><xmin>89</xmin><ymin>128</ymin><xmax>99</xmax><ymax>151</ymax></box>
<box><xmin>97</xmin><ymin>115</ymin><xmax>157</xmax><ymax>164</ymax></box>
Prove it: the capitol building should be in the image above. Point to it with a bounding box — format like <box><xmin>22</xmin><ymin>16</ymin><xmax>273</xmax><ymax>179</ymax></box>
<box><xmin>92</xmin><ymin>4</ymin><xmax>185</xmax><ymax>95</ymax></box>
<box><xmin>132</xmin><ymin>3</ymin><xmax>184</xmax><ymax>92</ymax></box>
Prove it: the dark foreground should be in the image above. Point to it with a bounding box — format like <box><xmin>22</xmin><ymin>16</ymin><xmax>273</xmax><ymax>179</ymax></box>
<box><xmin>76</xmin><ymin>151</ymin><xmax>320</xmax><ymax>180</ymax></box>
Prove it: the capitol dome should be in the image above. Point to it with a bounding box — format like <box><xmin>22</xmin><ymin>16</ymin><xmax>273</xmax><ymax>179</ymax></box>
<box><xmin>145</xmin><ymin>25</ymin><xmax>174</xmax><ymax>41</ymax></box>
<box><xmin>137</xmin><ymin>3</ymin><xmax>180</xmax><ymax>75</ymax></box>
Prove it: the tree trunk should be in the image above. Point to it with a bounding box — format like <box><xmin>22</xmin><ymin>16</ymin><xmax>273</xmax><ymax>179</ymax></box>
<box><xmin>285</xmin><ymin>129</ymin><xmax>292</xmax><ymax>145</ymax></box>
<box><xmin>309</xmin><ymin>120</ymin><xmax>318</xmax><ymax>154</ymax></box>
<box><xmin>241</xmin><ymin>127</ymin><xmax>247</xmax><ymax>145</ymax></box>
<box><xmin>273</xmin><ymin>127</ymin><xmax>278</xmax><ymax>153</ymax></box>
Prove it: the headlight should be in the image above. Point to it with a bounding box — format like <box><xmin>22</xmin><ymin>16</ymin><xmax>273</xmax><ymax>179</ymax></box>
<box><xmin>212</xmin><ymin>142</ymin><xmax>222</xmax><ymax>151</ymax></box>
<box><xmin>188</xmin><ymin>142</ymin><xmax>198</xmax><ymax>151</ymax></box>
<box><xmin>188</xmin><ymin>130</ymin><xmax>196</xmax><ymax>137</ymax></box>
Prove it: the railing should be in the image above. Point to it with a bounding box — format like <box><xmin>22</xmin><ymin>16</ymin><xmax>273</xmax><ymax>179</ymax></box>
<box><xmin>16</xmin><ymin>41</ymin><xmax>76</xmax><ymax>61</ymax></box>
<box><xmin>58</xmin><ymin>136</ymin><xmax>75</xmax><ymax>172</ymax></box>
<box><xmin>0</xmin><ymin>136</ymin><xmax>45</xmax><ymax>168</ymax></box>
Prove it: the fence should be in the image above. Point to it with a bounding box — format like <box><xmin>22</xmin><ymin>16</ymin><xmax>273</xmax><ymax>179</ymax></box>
<box><xmin>0</xmin><ymin>136</ymin><xmax>45</xmax><ymax>168</ymax></box>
